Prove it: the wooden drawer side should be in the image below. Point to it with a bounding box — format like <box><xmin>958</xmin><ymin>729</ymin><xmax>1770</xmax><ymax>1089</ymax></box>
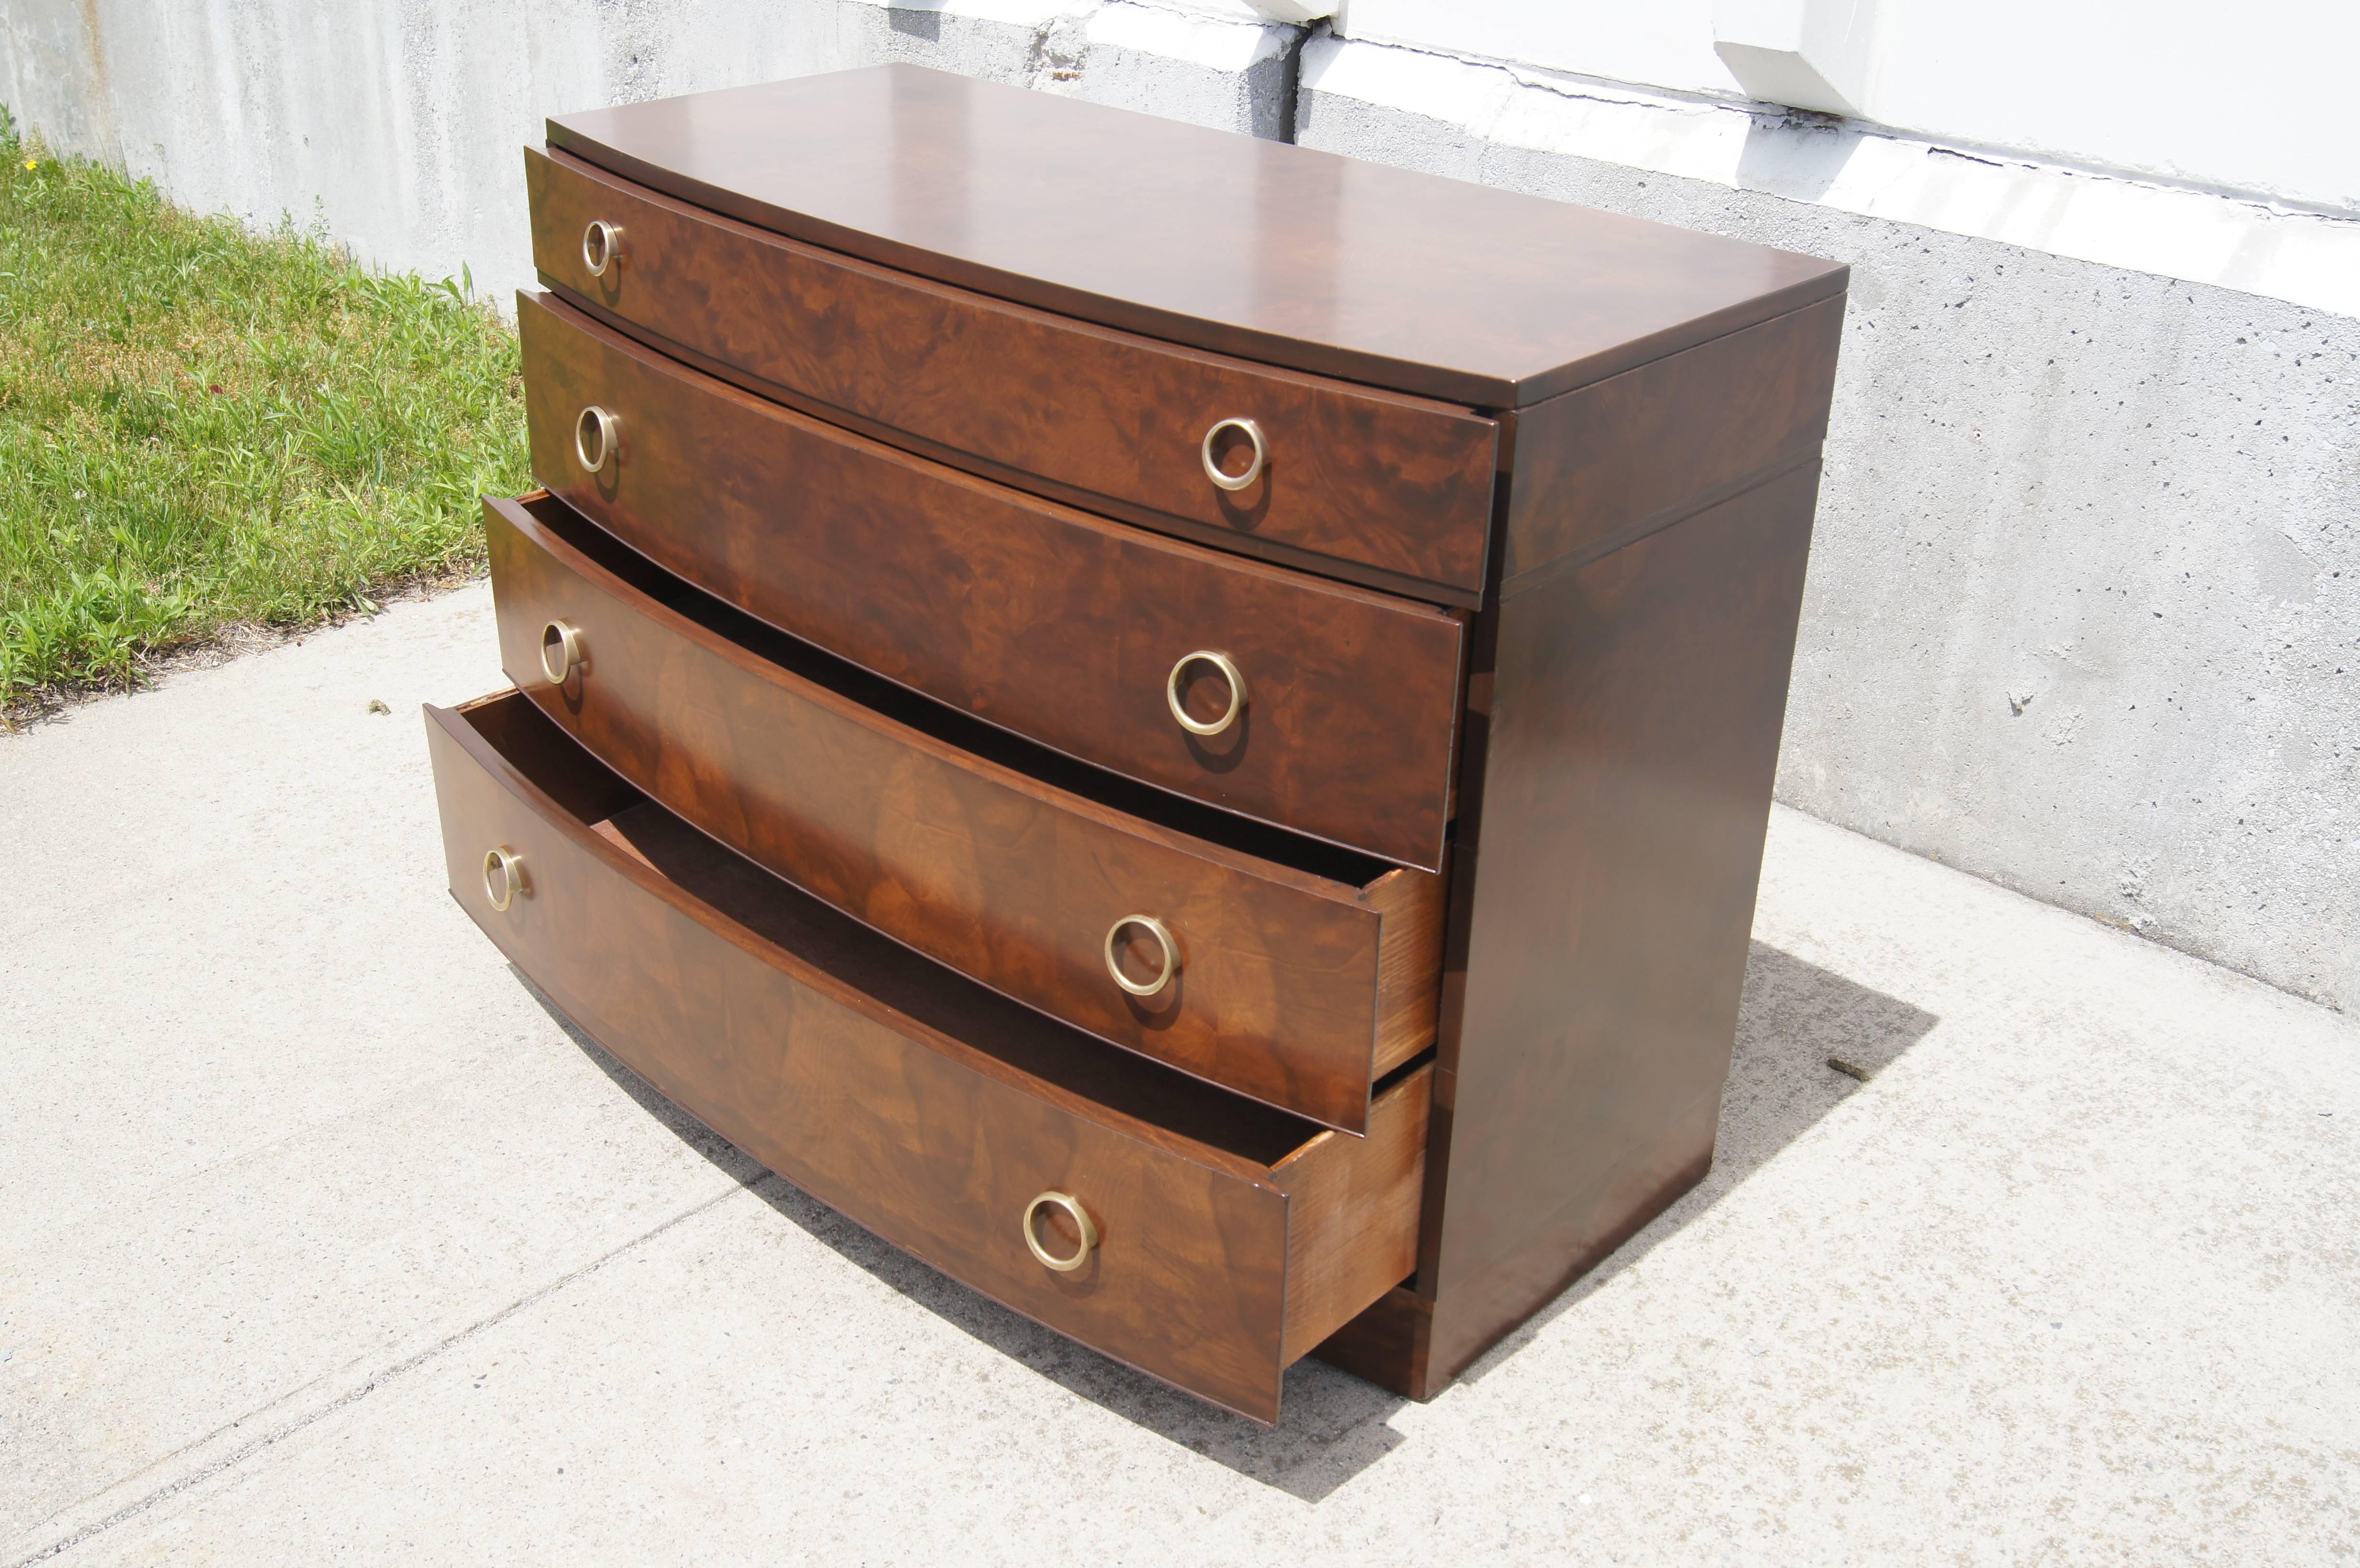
<box><xmin>1275</xmin><ymin>1065</ymin><xmax>1432</xmax><ymax>1363</ymax></box>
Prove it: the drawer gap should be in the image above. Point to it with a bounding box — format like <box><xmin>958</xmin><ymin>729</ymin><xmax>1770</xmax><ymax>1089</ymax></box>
<box><xmin>519</xmin><ymin>492</ymin><xmax>1397</xmax><ymax>893</ymax></box>
<box><xmin>455</xmin><ymin>688</ymin><xmax>1321</xmax><ymax>1169</ymax></box>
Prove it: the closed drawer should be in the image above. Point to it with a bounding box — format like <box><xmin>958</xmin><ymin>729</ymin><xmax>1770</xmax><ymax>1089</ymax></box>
<box><xmin>526</xmin><ymin>145</ymin><xmax>1499</xmax><ymax>605</ymax></box>
<box><xmin>486</xmin><ymin>492</ymin><xmax>1442</xmax><ymax>1133</ymax></box>
<box><xmin>519</xmin><ymin>291</ymin><xmax>1467</xmax><ymax>872</ymax></box>
<box><xmin>426</xmin><ymin>691</ymin><xmax>1430</xmax><ymax>1424</ymax></box>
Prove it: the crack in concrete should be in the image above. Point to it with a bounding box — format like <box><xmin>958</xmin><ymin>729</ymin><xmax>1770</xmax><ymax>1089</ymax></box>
<box><xmin>8</xmin><ymin>1179</ymin><xmax>765</xmax><ymax>1566</ymax></box>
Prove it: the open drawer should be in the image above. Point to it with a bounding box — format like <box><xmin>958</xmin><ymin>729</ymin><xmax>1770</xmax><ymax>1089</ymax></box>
<box><xmin>485</xmin><ymin>491</ymin><xmax>1442</xmax><ymax>1135</ymax></box>
<box><xmin>425</xmin><ymin>691</ymin><xmax>1430</xmax><ymax>1423</ymax></box>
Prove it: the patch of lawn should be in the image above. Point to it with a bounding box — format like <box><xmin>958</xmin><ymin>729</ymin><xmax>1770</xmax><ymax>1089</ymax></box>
<box><xmin>0</xmin><ymin>111</ymin><xmax>526</xmax><ymax>704</ymax></box>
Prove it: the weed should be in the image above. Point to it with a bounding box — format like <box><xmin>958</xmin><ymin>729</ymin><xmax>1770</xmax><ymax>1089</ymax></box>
<box><xmin>0</xmin><ymin>115</ymin><xmax>525</xmax><ymax>701</ymax></box>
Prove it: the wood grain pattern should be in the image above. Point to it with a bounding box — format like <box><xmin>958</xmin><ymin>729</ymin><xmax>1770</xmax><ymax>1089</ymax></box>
<box><xmin>527</xmin><ymin>147</ymin><xmax>1499</xmax><ymax>601</ymax></box>
<box><xmin>426</xmin><ymin>691</ymin><xmax>1431</xmax><ymax>1423</ymax></box>
<box><xmin>1500</xmin><ymin>295</ymin><xmax>1847</xmax><ymax>586</ymax></box>
<box><xmin>485</xmin><ymin>491</ymin><xmax>1444</xmax><ymax>1132</ymax></box>
<box><xmin>545</xmin><ymin>65</ymin><xmax>1849</xmax><ymax>407</ymax></box>
<box><xmin>518</xmin><ymin>290</ymin><xmax>1468</xmax><ymax>871</ymax></box>
<box><xmin>1273</xmin><ymin>1066</ymin><xmax>1430</xmax><ymax>1362</ymax></box>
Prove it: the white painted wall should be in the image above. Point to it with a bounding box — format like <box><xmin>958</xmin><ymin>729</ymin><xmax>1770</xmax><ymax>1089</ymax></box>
<box><xmin>1333</xmin><ymin>0</ymin><xmax>2360</xmax><ymax>213</ymax></box>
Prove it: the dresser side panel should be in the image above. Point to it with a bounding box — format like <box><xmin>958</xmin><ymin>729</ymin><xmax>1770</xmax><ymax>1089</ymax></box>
<box><xmin>1500</xmin><ymin>294</ymin><xmax>1845</xmax><ymax>585</ymax></box>
<box><xmin>1427</xmin><ymin>463</ymin><xmax>1822</xmax><ymax>1301</ymax></box>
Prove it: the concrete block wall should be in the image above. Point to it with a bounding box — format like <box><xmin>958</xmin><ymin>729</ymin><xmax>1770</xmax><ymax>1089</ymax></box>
<box><xmin>0</xmin><ymin>0</ymin><xmax>1307</xmax><ymax>308</ymax></box>
<box><xmin>1297</xmin><ymin>37</ymin><xmax>2359</xmax><ymax>1014</ymax></box>
<box><xmin>3</xmin><ymin>1</ymin><xmax>2354</xmax><ymax>1011</ymax></box>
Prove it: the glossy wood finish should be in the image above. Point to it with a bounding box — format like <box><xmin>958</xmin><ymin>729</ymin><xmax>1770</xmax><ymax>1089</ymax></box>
<box><xmin>527</xmin><ymin>147</ymin><xmax>1500</xmax><ymax>602</ymax></box>
<box><xmin>518</xmin><ymin>291</ymin><xmax>1467</xmax><ymax>871</ymax></box>
<box><xmin>1500</xmin><ymin>295</ymin><xmax>1847</xmax><ymax>588</ymax></box>
<box><xmin>485</xmin><ymin>491</ymin><xmax>1443</xmax><ymax>1132</ymax></box>
<box><xmin>1320</xmin><ymin>462</ymin><xmax>1823</xmax><ymax>1398</ymax></box>
<box><xmin>425</xmin><ymin>691</ymin><xmax>1431</xmax><ymax>1423</ymax></box>
<box><xmin>447</xmin><ymin>76</ymin><xmax>1852</xmax><ymax>1416</ymax></box>
<box><xmin>1273</xmin><ymin>1064</ymin><xmax>1430</xmax><ymax>1364</ymax></box>
<box><xmin>547</xmin><ymin>65</ymin><xmax>1848</xmax><ymax>407</ymax></box>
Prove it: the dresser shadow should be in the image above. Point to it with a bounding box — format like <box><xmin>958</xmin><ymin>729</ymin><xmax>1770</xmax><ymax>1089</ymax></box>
<box><xmin>513</xmin><ymin>968</ymin><xmax>1407</xmax><ymax>1499</ymax></box>
<box><xmin>514</xmin><ymin>939</ymin><xmax>1930</xmax><ymax>1500</ymax></box>
<box><xmin>1438</xmin><ymin>941</ymin><xmax>1940</xmax><ymax>1389</ymax></box>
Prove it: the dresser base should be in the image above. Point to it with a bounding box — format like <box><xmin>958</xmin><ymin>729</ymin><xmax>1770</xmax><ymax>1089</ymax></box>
<box><xmin>1313</xmin><ymin>1116</ymin><xmax>1715</xmax><ymax>1400</ymax></box>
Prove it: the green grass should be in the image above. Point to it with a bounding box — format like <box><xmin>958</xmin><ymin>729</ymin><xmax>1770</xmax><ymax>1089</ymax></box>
<box><xmin>0</xmin><ymin>110</ymin><xmax>526</xmax><ymax>704</ymax></box>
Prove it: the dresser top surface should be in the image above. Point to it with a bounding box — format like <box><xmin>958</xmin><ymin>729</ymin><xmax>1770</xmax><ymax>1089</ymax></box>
<box><xmin>546</xmin><ymin>65</ymin><xmax>1846</xmax><ymax>408</ymax></box>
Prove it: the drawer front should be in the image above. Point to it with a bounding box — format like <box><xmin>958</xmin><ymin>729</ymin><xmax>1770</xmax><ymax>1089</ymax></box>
<box><xmin>527</xmin><ymin>146</ymin><xmax>1499</xmax><ymax>603</ymax></box>
<box><xmin>486</xmin><ymin>494</ymin><xmax>1441</xmax><ymax>1133</ymax></box>
<box><xmin>519</xmin><ymin>291</ymin><xmax>1466</xmax><ymax>872</ymax></box>
<box><xmin>424</xmin><ymin>694</ymin><xmax>1426</xmax><ymax>1423</ymax></box>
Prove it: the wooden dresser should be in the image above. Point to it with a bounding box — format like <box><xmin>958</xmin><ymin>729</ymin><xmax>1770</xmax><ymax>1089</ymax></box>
<box><xmin>424</xmin><ymin>65</ymin><xmax>1846</xmax><ymax>1424</ymax></box>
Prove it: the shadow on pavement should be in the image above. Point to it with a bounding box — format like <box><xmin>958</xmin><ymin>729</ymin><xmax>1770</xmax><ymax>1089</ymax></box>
<box><xmin>1444</xmin><ymin>941</ymin><xmax>1942</xmax><ymax>1388</ymax></box>
<box><xmin>514</xmin><ymin>938</ymin><xmax>1936</xmax><ymax>1502</ymax></box>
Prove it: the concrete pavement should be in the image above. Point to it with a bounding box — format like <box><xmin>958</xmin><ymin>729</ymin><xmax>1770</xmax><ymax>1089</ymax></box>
<box><xmin>2</xmin><ymin>582</ymin><xmax>2352</xmax><ymax>1565</ymax></box>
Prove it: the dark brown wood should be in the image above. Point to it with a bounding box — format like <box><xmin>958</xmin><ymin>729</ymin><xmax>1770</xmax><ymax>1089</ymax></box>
<box><xmin>1433</xmin><ymin>462</ymin><xmax>1820</xmax><ymax>1293</ymax></box>
<box><xmin>425</xmin><ymin>691</ymin><xmax>1432</xmax><ymax>1424</ymax></box>
<box><xmin>546</xmin><ymin>65</ymin><xmax>1849</xmax><ymax>407</ymax></box>
<box><xmin>484</xmin><ymin>490</ymin><xmax>1443</xmax><ymax>1132</ymax></box>
<box><xmin>518</xmin><ymin>290</ymin><xmax>1468</xmax><ymax>871</ymax></box>
<box><xmin>1314</xmin><ymin>1139</ymin><xmax>1713</xmax><ymax>1398</ymax></box>
<box><xmin>527</xmin><ymin>147</ymin><xmax>1500</xmax><ymax>601</ymax></box>
<box><xmin>1500</xmin><ymin>294</ymin><xmax>1847</xmax><ymax>586</ymax></box>
<box><xmin>1307</xmin><ymin>1284</ymin><xmax>1431</xmax><ymax>1396</ymax></box>
<box><xmin>447</xmin><ymin>76</ymin><xmax>1853</xmax><ymax>1418</ymax></box>
<box><xmin>1324</xmin><ymin>462</ymin><xmax>1825</xmax><ymax>1397</ymax></box>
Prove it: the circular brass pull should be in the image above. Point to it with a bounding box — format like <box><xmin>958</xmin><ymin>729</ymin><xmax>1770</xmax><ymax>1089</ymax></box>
<box><xmin>1200</xmin><ymin>416</ymin><xmax>1267</xmax><ymax>491</ymax></box>
<box><xmin>1022</xmin><ymin>1191</ymin><xmax>1098</xmax><ymax>1273</ymax></box>
<box><xmin>540</xmin><ymin>619</ymin><xmax>585</xmax><ymax>685</ymax></box>
<box><xmin>574</xmin><ymin>405</ymin><xmax>620</xmax><ymax>474</ymax></box>
<box><xmin>581</xmin><ymin>219</ymin><xmax>624</xmax><ymax>277</ymax></box>
<box><xmin>1103</xmin><ymin>913</ymin><xmax>1179</xmax><ymax>998</ymax></box>
<box><xmin>482</xmin><ymin>846</ymin><xmax>526</xmax><ymax>912</ymax></box>
<box><xmin>1166</xmin><ymin>650</ymin><xmax>1246</xmax><ymax>737</ymax></box>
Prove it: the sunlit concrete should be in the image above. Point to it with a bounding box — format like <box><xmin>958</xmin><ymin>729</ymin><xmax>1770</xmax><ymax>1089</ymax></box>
<box><xmin>2</xmin><ymin>586</ymin><xmax>2351</xmax><ymax>1564</ymax></box>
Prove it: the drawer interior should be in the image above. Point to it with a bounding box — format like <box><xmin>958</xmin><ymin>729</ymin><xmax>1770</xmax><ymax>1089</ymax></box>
<box><xmin>456</xmin><ymin>688</ymin><xmax>1341</xmax><ymax>1169</ymax></box>
<box><xmin>513</xmin><ymin>491</ymin><xmax>1410</xmax><ymax>895</ymax></box>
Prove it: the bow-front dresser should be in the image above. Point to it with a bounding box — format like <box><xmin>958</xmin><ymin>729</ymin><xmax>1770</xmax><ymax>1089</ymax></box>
<box><xmin>424</xmin><ymin>64</ymin><xmax>1847</xmax><ymax>1424</ymax></box>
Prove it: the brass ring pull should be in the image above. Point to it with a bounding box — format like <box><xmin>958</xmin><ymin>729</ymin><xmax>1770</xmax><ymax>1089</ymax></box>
<box><xmin>1103</xmin><ymin>914</ymin><xmax>1178</xmax><ymax>998</ymax></box>
<box><xmin>482</xmin><ymin>846</ymin><xmax>526</xmax><ymax>912</ymax></box>
<box><xmin>1022</xmin><ymin>1191</ymin><xmax>1098</xmax><ymax>1273</ymax></box>
<box><xmin>1165</xmin><ymin>650</ymin><xmax>1246</xmax><ymax>737</ymax></box>
<box><xmin>581</xmin><ymin>219</ymin><xmax>624</xmax><ymax>277</ymax></box>
<box><xmin>1200</xmin><ymin>416</ymin><xmax>1267</xmax><ymax>491</ymax></box>
<box><xmin>574</xmin><ymin>405</ymin><xmax>620</xmax><ymax>474</ymax></box>
<box><xmin>540</xmin><ymin>619</ymin><xmax>585</xmax><ymax>685</ymax></box>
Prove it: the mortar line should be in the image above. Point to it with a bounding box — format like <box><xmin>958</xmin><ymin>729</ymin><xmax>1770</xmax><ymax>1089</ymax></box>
<box><xmin>10</xmin><ymin>1175</ymin><xmax>777</xmax><ymax>1566</ymax></box>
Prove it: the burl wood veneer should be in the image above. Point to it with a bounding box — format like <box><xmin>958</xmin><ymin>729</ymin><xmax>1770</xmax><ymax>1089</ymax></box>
<box><xmin>427</xmin><ymin>62</ymin><xmax>1846</xmax><ymax>1423</ymax></box>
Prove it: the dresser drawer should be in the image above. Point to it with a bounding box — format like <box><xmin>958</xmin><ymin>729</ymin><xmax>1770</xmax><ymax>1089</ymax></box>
<box><xmin>485</xmin><ymin>492</ymin><xmax>1442</xmax><ymax>1133</ymax></box>
<box><xmin>526</xmin><ymin>146</ymin><xmax>1499</xmax><ymax>604</ymax></box>
<box><xmin>519</xmin><ymin>291</ymin><xmax>1466</xmax><ymax>872</ymax></box>
<box><xmin>426</xmin><ymin>691</ymin><xmax>1429</xmax><ymax>1424</ymax></box>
